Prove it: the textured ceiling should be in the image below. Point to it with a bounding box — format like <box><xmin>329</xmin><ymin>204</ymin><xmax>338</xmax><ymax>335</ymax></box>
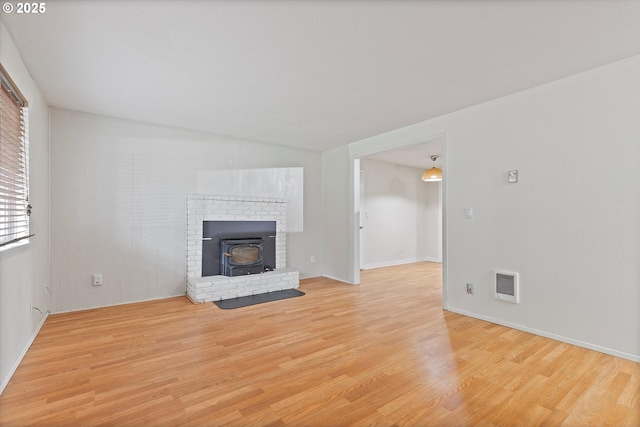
<box><xmin>3</xmin><ymin>1</ymin><xmax>640</xmax><ymax>153</ymax></box>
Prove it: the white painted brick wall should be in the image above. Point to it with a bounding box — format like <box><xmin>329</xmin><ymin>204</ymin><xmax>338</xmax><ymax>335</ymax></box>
<box><xmin>185</xmin><ymin>195</ymin><xmax>297</xmax><ymax>303</ymax></box>
<box><xmin>186</xmin><ymin>195</ymin><xmax>287</xmax><ymax>278</ymax></box>
<box><xmin>186</xmin><ymin>269</ymin><xmax>300</xmax><ymax>303</ymax></box>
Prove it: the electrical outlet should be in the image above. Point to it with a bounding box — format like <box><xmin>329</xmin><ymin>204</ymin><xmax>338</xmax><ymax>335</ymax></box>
<box><xmin>92</xmin><ymin>274</ymin><xmax>103</xmax><ymax>286</ymax></box>
<box><xmin>310</xmin><ymin>256</ymin><xmax>316</xmax><ymax>263</ymax></box>
<box><xmin>466</xmin><ymin>283</ymin><xmax>475</xmax><ymax>295</ymax></box>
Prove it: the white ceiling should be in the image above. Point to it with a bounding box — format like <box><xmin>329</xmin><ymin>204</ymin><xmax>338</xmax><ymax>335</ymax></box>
<box><xmin>365</xmin><ymin>138</ymin><xmax>443</xmax><ymax>170</ymax></box>
<box><xmin>3</xmin><ymin>1</ymin><xmax>640</xmax><ymax>155</ymax></box>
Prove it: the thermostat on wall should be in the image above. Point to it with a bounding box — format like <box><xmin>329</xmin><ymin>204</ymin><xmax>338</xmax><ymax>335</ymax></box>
<box><xmin>495</xmin><ymin>270</ymin><xmax>519</xmax><ymax>303</ymax></box>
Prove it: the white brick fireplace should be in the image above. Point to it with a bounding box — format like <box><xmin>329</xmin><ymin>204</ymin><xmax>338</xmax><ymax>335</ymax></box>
<box><xmin>186</xmin><ymin>195</ymin><xmax>299</xmax><ymax>303</ymax></box>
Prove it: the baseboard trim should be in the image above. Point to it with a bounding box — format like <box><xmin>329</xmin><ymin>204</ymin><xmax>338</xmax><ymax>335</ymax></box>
<box><xmin>321</xmin><ymin>274</ymin><xmax>353</xmax><ymax>285</ymax></box>
<box><xmin>0</xmin><ymin>312</ymin><xmax>49</xmax><ymax>396</ymax></box>
<box><xmin>446</xmin><ymin>306</ymin><xmax>640</xmax><ymax>363</ymax></box>
<box><xmin>52</xmin><ymin>293</ymin><xmax>187</xmax><ymax>315</ymax></box>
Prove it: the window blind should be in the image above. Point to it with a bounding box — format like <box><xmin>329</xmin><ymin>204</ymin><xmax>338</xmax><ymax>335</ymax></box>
<box><xmin>0</xmin><ymin>65</ymin><xmax>30</xmax><ymax>247</ymax></box>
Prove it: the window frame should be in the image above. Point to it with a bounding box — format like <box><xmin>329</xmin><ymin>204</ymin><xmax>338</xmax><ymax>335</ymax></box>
<box><xmin>0</xmin><ymin>63</ymin><xmax>32</xmax><ymax>249</ymax></box>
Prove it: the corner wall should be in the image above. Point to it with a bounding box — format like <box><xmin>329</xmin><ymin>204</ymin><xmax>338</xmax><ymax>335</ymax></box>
<box><xmin>349</xmin><ymin>55</ymin><xmax>640</xmax><ymax>360</ymax></box>
<box><xmin>0</xmin><ymin>21</ymin><xmax>50</xmax><ymax>393</ymax></box>
<box><xmin>321</xmin><ymin>145</ymin><xmax>353</xmax><ymax>283</ymax></box>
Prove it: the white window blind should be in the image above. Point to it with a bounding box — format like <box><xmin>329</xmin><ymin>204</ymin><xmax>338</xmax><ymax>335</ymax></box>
<box><xmin>0</xmin><ymin>64</ymin><xmax>31</xmax><ymax>247</ymax></box>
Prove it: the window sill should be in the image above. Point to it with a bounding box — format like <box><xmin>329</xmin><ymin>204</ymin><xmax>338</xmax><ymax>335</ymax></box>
<box><xmin>0</xmin><ymin>238</ymin><xmax>31</xmax><ymax>254</ymax></box>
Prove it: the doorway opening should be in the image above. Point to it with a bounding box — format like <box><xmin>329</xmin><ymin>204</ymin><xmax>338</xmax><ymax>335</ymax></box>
<box><xmin>351</xmin><ymin>134</ymin><xmax>447</xmax><ymax>308</ymax></box>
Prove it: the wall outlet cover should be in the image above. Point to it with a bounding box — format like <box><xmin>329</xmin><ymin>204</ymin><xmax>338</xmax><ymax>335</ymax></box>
<box><xmin>466</xmin><ymin>283</ymin><xmax>474</xmax><ymax>295</ymax></box>
<box><xmin>92</xmin><ymin>274</ymin><xmax>103</xmax><ymax>286</ymax></box>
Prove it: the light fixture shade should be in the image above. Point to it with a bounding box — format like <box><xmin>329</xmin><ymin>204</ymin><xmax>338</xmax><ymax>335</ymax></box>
<box><xmin>422</xmin><ymin>167</ymin><xmax>442</xmax><ymax>182</ymax></box>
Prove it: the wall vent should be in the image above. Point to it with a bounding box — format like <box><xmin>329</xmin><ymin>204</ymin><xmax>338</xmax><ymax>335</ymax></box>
<box><xmin>495</xmin><ymin>270</ymin><xmax>519</xmax><ymax>303</ymax></box>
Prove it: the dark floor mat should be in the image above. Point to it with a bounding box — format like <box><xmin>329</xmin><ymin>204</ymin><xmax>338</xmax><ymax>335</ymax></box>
<box><xmin>213</xmin><ymin>289</ymin><xmax>305</xmax><ymax>309</ymax></box>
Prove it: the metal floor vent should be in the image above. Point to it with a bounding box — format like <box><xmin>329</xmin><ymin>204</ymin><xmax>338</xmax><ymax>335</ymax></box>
<box><xmin>495</xmin><ymin>270</ymin><xmax>519</xmax><ymax>303</ymax></box>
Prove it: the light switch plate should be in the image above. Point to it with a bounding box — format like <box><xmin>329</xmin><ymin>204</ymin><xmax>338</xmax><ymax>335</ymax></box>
<box><xmin>508</xmin><ymin>170</ymin><xmax>518</xmax><ymax>183</ymax></box>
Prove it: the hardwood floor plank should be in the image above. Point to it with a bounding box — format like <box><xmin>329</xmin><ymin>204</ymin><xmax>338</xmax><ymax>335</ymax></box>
<box><xmin>1</xmin><ymin>262</ymin><xmax>638</xmax><ymax>426</ymax></box>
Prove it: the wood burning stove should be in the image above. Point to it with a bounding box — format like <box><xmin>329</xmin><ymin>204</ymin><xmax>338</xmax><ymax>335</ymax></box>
<box><xmin>201</xmin><ymin>220</ymin><xmax>276</xmax><ymax>277</ymax></box>
<box><xmin>220</xmin><ymin>238</ymin><xmax>265</xmax><ymax>276</ymax></box>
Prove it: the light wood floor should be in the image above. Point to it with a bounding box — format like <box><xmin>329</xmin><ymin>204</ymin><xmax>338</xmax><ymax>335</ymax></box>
<box><xmin>1</xmin><ymin>262</ymin><xmax>638</xmax><ymax>426</ymax></box>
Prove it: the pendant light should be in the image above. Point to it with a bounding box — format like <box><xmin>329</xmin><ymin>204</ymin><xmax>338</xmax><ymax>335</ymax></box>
<box><xmin>422</xmin><ymin>155</ymin><xmax>442</xmax><ymax>182</ymax></box>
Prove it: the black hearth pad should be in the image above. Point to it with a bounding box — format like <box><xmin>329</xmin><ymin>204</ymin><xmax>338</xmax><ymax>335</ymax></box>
<box><xmin>213</xmin><ymin>289</ymin><xmax>305</xmax><ymax>310</ymax></box>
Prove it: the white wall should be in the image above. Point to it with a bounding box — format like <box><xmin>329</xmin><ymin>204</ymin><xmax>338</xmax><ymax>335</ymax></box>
<box><xmin>321</xmin><ymin>145</ymin><xmax>353</xmax><ymax>283</ymax></box>
<box><xmin>0</xmin><ymin>21</ymin><xmax>50</xmax><ymax>393</ymax></box>
<box><xmin>50</xmin><ymin>108</ymin><xmax>322</xmax><ymax>313</ymax></box>
<box><xmin>417</xmin><ymin>177</ymin><xmax>441</xmax><ymax>262</ymax></box>
<box><xmin>349</xmin><ymin>55</ymin><xmax>640</xmax><ymax>360</ymax></box>
<box><xmin>360</xmin><ymin>159</ymin><xmax>441</xmax><ymax>268</ymax></box>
